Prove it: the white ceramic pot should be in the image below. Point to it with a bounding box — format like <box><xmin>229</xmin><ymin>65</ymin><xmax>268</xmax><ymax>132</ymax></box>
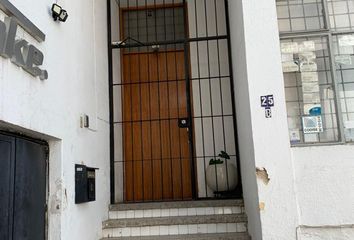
<box><xmin>206</xmin><ymin>161</ymin><xmax>238</xmax><ymax>192</ymax></box>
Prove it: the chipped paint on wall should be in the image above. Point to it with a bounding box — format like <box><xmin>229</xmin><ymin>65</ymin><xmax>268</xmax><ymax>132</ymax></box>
<box><xmin>256</xmin><ymin>167</ymin><xmax>270</xmax><ymax>185</ymax></box>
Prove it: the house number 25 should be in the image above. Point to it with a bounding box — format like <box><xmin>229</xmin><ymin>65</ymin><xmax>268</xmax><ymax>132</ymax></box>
<box><xmin>260</xmin><ymin>95</ymin><xmax>274</xmax><ymax>118</ymax></box>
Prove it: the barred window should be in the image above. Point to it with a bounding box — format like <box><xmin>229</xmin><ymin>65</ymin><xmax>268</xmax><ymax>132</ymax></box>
<box><xmin>277</xmin><ymin>0</ymin><xmax>354</xmax><ymax>144</ymax></box>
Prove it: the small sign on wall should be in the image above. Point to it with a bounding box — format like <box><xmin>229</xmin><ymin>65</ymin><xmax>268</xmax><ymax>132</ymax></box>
<box><xmin>260</xmin><ymin>95</ymin><xmax>274</xmax><ymax>118</ymax></box>
<box><xmin>302</xmin><ymin>116</ymin><xmax>323</xmax><ymax>134</ymax></box>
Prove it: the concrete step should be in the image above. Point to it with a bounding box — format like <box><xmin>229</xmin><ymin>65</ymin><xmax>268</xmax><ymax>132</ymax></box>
<box><xmin>110</xmin><ymin>199</ymin><xmax>244</xmax><ymax>211</ymax></box>
<box><xmin>103</xmin><ymin>214</ymin><xmax>247</xmax><ymax>229</ymax></box>
<box><xmin>101</xmin><ymin>232</ymin><xmax>251</xmax><ymax>240</ymax></box>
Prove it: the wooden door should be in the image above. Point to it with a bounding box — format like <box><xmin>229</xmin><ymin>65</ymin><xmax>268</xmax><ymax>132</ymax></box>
<box><xmin>122</xmin><ymin>50</ymin><xmax>193</xmax><ymax>202</ymax></box>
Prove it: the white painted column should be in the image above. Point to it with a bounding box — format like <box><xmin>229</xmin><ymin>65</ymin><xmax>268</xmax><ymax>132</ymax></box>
<box><xmin>228</xmin><ymin>1</ymin><xmax>299</xmax><ymax>239</ymax></box>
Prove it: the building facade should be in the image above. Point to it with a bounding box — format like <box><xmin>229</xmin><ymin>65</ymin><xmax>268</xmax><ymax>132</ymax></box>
<box><xmin>0</xmin><ymin>0</ymin><xmax>353</xmax><ymax>240</ymax></box>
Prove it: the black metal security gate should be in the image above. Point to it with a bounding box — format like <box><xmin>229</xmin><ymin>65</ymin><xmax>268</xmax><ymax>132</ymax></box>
<box><xmin>0</xmin><ymin>132</ymin><xmax>47</xmax><ymax>240</ymax></box>
<box><xmin>107</xmin><ymin>0</ymin><xmax>241</xmax><ymax>203</ymax></box>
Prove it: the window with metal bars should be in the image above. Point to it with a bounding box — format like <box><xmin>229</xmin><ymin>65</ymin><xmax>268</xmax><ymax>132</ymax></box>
<box><xmin>277</xmin><ymin>0</ymin><xmax>354</xmax><ymax>144</ymax></box>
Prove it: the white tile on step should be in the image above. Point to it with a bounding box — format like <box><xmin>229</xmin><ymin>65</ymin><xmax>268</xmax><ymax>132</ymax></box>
<box><xmin>161</xmin><ymin>209</ymin><xmax>170</xmax><ymax>217</ymax></box>
<box><xmin>216</xmin><ymin>223</ymin><xmax>227</xmax><ymax>233</ymax></box>
<box><xmin>232</xmin><ymin>207</ymin><xmax>242</xmax><ymax>214</ymax></box>
<box><xmin>168</xmin><ymin>225</ymin><xmax>179</xmax><ymax>235</ymax></box>
<box><xmin>187</xmin><ymin>208</ymin><xmax>197</xmax><ymax>216</ymax></box>
<box><xmin>117</xmin><ymin>211</ymin><xmax>127</xmax><ymax>219</ymax></box>
<box><xmin>144</xmin><ymin>209</ymin><xmax>152</xmax><ymax>218</ymax></box>
<box><xmin>205</xmin><ymin>207</ymin><xmax>214</xmax><ymax>215</ymax></box>
<box><xmin>178</xmin><ymin>208</ymin><xmax>188</xmax><ymax>216</ymax></box>
<box><xmin>241</xmin><ymin>207</ymin><xmax>245</xmax><ymax>213</ymax></box>
<box><xmin>170</xmin><ymin>208</ymin><xmax>179</xmax><ymax>217</ymax></box>
<box><xmin>131</xmin><ymin>227</ymin><xmax>141</xmax><ymax>236</ymax></box>
<box><xmin>113</xmin><ymin>228</ymin><xmax>123</xmax><ymax>237</ymax></box>
<box><xmin>152</xmin><ymin>209</ymin><xmax>161</xmax><ymax>217</ymax></box>
<box><xmin>178</xmin><ymin>225</ymin><xmax>188</xmax><ymax>235</ymax></box>
<box><xmin>237</xmin><ymin>222</ymin><xmax>247</xmax><ymax>232</ymax></box>
<box><xmin>223</xmin><ymin>207</ymin><xmax>233</xmax><ymax>214</ymax></box>
<box><xmin>150</xmin><ymin>226</ymin><xmax>160</xmax><ymax>236</ymax></box>
<box><xmin>197</xmin><ymin>224</ymin><xmax>208</xmax><ymax>233</ymax></box>
<box><xmin>227</xmin><ymin>223</ymin><xmax>237</xmax><ymax>233</ymax></box>
<box><xmin>122</xmin><ymin>227</ymin><xmax>131</xmax><ymax>237</ymax></box>
<box><xmin>214</xmin><ymin>207</ymin><xmax>224</xmax><ymax>215</ymax></box>
<box><xmin>188</xmin><ymin>224</ymin><xmax>198</xmax><ymax>234</ymax></box>
<box><xmin>126</xmin><ymin>210</ymin><xmax>135</xmax><ymax>218</ymax></box>
<box><xmin>135</xmin><ymin>210</ymin><xmax>144</xmax><ymax>218</ymax></box>
<box><xmin>102</xmin><ymin>229</ymin><xmax>113</xmax><ymax>238</ymax></box>
<box><xmin>160</xmin><ymin>226</ymin><xmax>169</xmax><ymax>235</ymax></box>
<box><xmin>207</xmin><ymin>224</ymin><xmax>217</xmax><ymax>233</ymax></box>
<box><xmin>196</xmin><ymin>207</ymin><xmax>206</xmax><ymax>215</ymax></box>
<box><xmin>141</xmin><ymin>226</ymin><xmax>150</xmax><ymax>236</ymax></box>
<box><xmin>109</xmin><ymin>211</ymin><xmax>117</xmax><ymax>219</ymax></box>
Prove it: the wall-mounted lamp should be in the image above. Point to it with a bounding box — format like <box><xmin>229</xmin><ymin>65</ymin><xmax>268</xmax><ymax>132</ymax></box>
<box><xmin>51</xmin><ymin>3</ymin><xmax>68</xmax><ymax>22</ymax></box>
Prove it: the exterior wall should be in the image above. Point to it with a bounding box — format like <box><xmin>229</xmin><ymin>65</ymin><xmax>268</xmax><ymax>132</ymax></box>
<box><xmin>1</xmin><ymin>0</ymin><xmax>353</xmax><ymax>240</ymax></box>
<box><xmin>227</xmin><ymin>0</ymin><xmax>262</xmax><ymax>239</ymax></box>
<box><xmin>0</xmin><ymin>0</ymin><xmax>110</xmax><ymax>240</ymax></box>
<box><xmin>292</xmin><ymin>146</ymin><xmax>354</xmax><ymax>240</ymax></box>
<box><xmin>229</xmin><ymin>1</ymin><xmax>354</xmax><ymax>240</ymax></box>
<box><xmin>228</xmin><ymin>0</ymin><xmax>299</xmax><ymax>239</ymax></box>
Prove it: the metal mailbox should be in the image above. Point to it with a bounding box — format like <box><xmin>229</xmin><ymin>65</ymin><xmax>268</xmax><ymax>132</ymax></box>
<box><xmin>75</xmin><ymin>164</ymin><xmax>97</xmax><ymax>204</ymax></box>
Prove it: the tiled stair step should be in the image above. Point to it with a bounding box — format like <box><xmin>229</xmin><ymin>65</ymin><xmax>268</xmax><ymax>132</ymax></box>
<box><xmin>109</xmin><ymin>200</ymin><xmax>244</xmax><ymax>219</ymax></box>
<box><xmin>110</xmin><ymin>200</ymin><xmax>244</xmax><ymax>211</ymax></box>
<box><xmin>102</xmin><ymin>214</ymin><xmax>248</xmax><ymax>238</ymax></box>
<box><xmin>103</xmin><ymin>214</ymin><xmax>247</xmax><ymax>229</ymax></box>
<box><xmin>101</xmin><ymin>232</ymin><xmax>251</xmax><ymax>240</ymax></box>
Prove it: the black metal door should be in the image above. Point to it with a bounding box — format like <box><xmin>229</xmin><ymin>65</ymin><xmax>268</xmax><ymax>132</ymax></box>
<box><xmin>0</xmin><ymin>133</ymin><xmax>47</xmax><ymax>240</ymax></box>
<box><xmin>0</xmin><ymin>135</ymin><xmax>15</xmax><ymax>240</ymax></box>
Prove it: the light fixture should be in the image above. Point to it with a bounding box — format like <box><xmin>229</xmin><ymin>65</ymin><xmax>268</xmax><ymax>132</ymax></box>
<box><xmin>59</xmin><ymin>9</ymin><xmax>68</xmax><ymax>22</ymax></box>
<box><xmin>51</xmin><ymin>3</ymin><xmax>68</xmax><ymax>22</ymax></box>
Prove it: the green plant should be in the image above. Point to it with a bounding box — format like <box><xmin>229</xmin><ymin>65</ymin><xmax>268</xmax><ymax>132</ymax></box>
<box><xmin>209</xmin><ymin>151</ymin><xmax>230</xmax><ymax>165</ymax></box>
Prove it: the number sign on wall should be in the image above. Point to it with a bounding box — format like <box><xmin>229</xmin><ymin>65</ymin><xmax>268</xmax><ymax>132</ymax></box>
<box><xmin>260</xmin><ymin>95</ymin><xmax>274</xmax><ymax>118</ymax></box>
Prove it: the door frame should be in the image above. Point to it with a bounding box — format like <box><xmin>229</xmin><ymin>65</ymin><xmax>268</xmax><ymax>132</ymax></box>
<box><xmin>118</xmin><ymin>2</ymin><xmax>197</xmax><ymax>202</ymax></box>
<box><xmin>0</xmin><ymin>131</ymin><xmax>49</xmax><ymax>240</ymax></box>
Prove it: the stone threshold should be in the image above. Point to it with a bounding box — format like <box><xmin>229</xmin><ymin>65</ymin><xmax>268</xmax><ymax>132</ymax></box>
<box><xmin>110</xmin><ymin>199</ymin><xmax>244</xmax><ymax>211</ymax></box>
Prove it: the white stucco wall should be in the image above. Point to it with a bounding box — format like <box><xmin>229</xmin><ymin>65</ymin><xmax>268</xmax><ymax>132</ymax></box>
<box><xmin>229</xmin><ymin>1</ymin><xmax>354</xmax><ymax>240</ymax></box>
<box><xmin>292</xmin><ymin>146</ymin><xmax>354</xmax><ymax>240</ymax></box>
<box><xmin>0</xmin><ymin>0</ymin><xmax>110</xmax><ymax>240</ymax></box>
<box><xmin>227</xmin><ymin>0</ymin><xmax>262</xmax><ymax>238</ymax></box>
<box><xmin>3</xmin><ymin>1</ymin><xmax>350</xmax><ymax>240</ymax></box>
<box><xmin>228</xmin><ymin>0</ymin><xmax>299</xmax><ymax>239</ymax></box>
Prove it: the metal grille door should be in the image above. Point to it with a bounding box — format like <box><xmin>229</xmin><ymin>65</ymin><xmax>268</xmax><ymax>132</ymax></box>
<box><xmin>109</xmin><ymin>0</ymin><xmax>241</xmax><ymax>203</ymax></box>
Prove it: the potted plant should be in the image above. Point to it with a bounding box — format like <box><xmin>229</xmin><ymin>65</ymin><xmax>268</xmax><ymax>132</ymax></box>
<box><xmin>206</xmin><ymin>151</ymin><xmax>238</xmax><ymax>192</ymax></box>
